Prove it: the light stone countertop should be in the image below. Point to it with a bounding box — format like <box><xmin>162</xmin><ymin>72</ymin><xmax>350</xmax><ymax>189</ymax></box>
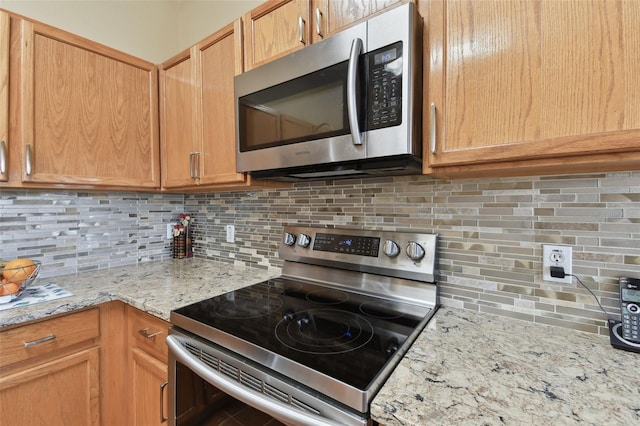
<box><xmin>1</xmin><ymin>259</ymin><xmax>638</xmax><ymax>425</ymax></box>
<box><xmin>371</xmin><ymin>308</ymin><xmax>640</xmax><ymax>425</ymax></box>
<box><xmin>0</xmin><ymin>258</ymin><xmax>278</xmax><ymax>327</ymax></box>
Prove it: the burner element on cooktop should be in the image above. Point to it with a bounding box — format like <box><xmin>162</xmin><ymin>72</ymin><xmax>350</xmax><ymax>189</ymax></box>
<box><xmin>275</xmin><ymin>309</ymin><xmax>374</xmax><ymax>355</ymax></box>
<box><xmin>214</xmin><ymin>292</ymin><xmax>283</xmax><ymax>319</ymax></box>
<box><xmin>306</xmin><ymin>288</ymin><xmax>350</xmax><ymax>304</ymax></box>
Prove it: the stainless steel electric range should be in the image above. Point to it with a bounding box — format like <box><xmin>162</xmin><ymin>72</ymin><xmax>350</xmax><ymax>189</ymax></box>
<box><xmin>167</xmin><ymin>226</ymin><xmax>439</xmax><ymax>426</ymax></box>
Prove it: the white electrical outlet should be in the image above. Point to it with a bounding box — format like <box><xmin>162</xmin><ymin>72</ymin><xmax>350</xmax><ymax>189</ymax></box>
<box><xmin>166</xmin><ymin>224</ymin><xmax>173</xmax><ymax>239</ymax></box>
<box><xmin>226</xmin><ymin>225</ymin><xmax>235</xmax><ymax>243</ymax></box>
<box><xmin>542</xmin><ymin>245</ymin><xmax>572</xmax><ymax>283</ymax></box>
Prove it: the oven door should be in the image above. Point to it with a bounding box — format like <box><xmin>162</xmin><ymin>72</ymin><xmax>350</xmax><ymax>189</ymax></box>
<box><xmin>167</xmin><ymin>329</ymin><xmax>368</xmax><ymax>426</ymax></box>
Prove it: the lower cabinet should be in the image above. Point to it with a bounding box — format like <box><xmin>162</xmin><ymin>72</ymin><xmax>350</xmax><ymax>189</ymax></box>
<box><xmin>0</xmin><ymin>303</ymin><xmax>170</xmax><ymax>425</ymax></box>
<box><xmin>0</xmin><ymin>308</ymin><xmax>101</xmax><ymax>426</ymax></box>
<box><xmin>131</xmin><ymin>347</ymin><xmax>169</xmax><ymax>425</ymax></box>
<box><xmin>127</xmin><ymin>304</ymin><xmax>170</xmax><ymax>425</ymax></box>
<box><xmin>0</xmin><ymin>348</ymin><xmax>100</xmax><ymax>425</ymax></box>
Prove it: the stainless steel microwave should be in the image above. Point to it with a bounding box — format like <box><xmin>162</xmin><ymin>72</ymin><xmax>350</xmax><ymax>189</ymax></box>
<box><xmin>234</xmin><ymin>2</ymin><xmax>422</xmax><ymax>181</ymax></box>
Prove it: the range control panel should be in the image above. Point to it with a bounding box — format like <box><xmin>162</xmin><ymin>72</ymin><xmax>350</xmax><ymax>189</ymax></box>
<box><xmin>279</xmin><ymin>226</ymin><xmax>438</xmax><ymax>283</ymax></box>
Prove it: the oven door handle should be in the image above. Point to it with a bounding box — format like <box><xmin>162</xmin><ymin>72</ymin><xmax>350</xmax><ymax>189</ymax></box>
<box><xmin>166</xmin><ymin>336</ymin><xmax>343</xmax><ymax>426</ymax></box>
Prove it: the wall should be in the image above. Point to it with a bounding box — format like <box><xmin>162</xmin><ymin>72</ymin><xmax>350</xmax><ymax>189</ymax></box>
<box><xmin>178</xmin><ymin>1</ymin><xmax>261</xmax><ymax>51</ymax></box>
<box><xmin>0</xmin><ymin>0</ymin><xmax>260</xmax><ymax>63</ymax></box>
<box><xmin>1</xmin><ymin>172</ymin><xmax>639</xmax><ymax>335</ymax></box>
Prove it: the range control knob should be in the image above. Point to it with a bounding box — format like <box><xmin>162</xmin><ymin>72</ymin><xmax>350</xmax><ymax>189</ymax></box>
<box><xmin>297</xmin><ymin>315</ymin><xmax>311</xmax><ymax>331</ymax></box>
<box><xmin>382</xmin><ymin>240</ymin><xmax>400</xmax><ymax>257</ymax></box>
<box><xmin>297</xmin><ymin>233</ymin><xmax>311</xmax><ymax>248</ymax></box>
<box><xmin>405</xmin><ymin>241</ymin><xmax>425</xmax><ymax>261</ymax></box>
<box><xmin>283</xmin><ymin>232</ymin><xmax>296</xmax><ymax>246</ymax></box>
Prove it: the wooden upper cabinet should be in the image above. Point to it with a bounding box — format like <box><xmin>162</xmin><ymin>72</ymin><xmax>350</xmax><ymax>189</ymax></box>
<box><xmin>196</xmin><ymin>20</ymin><xmax>247</xmax><ymax>186</ymax></box>
<box><xmin>426</xmin><ymin>0</ymin><xmax>640</xmax><ymax>172</ymax></box>
<box><xmin>160</xmin><ymin>20</ymin><xmax>247</xmax><ymax>189</ymax></box>
<box><xmin>160</xmin><ymin>48</ymin><xmax>199</xmax><ymax>189</ymax></box>
<box><xmin>11</xmin><ymin>18</ymin><xmax>160</xmax><ymax>188</ymax></box>
<box><xmin>244</xmin><ymin>0</ymin><xmax>311</xmax><ymax>70</ymax></box>
<box><xmin>311</xmin><ymin>0</ymin><xmax>404</xmax><ymax>43</ymax></box>
<box><xmin>0</xmin><ymin>11</ymin><xmax>9</xmax><ymax>182</ymax></box>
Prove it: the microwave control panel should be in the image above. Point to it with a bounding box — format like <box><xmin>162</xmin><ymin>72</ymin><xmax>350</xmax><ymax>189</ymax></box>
<box><xmin>367</xmin><ymin>41</ymin><xmax>403</xmax><ymax>130</ymax></box>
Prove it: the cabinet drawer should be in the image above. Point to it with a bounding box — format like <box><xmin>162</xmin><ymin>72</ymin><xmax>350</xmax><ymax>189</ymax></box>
<box><xmin>0</xmin><ymin>308</ymin><xmax>100</xmax><ymax>369</ymax></box>
<box><xmin>128</xmin><ymin>307</ymin><xmax>169</xmax><ymax>363</ymax></box>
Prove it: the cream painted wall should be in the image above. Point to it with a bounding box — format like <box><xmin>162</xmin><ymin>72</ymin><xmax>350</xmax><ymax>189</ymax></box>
<box><xmin>179</xmin><ymin>1</ymin><xmax>261</xmax><ymax>48</ymax></box>
<box><xmin>0</xmin><ymin>0</ymin><xmax>261</xmax><ymax>63</ymax></box>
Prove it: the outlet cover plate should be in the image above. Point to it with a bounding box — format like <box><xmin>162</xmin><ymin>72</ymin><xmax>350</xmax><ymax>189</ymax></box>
<box><xmin>226</xmin><ymin>225</ymin><xmax>235</xmax><ymax>243</ymax></box>
<box><xmin>543</xmin><ymin>245</ymin><xmax>572</xmax><ymax>283</ymax></box>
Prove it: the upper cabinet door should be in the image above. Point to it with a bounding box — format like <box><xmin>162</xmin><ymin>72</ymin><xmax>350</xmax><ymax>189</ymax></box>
<box><xmin>195</xmin><ymin>20</ymin><xmax>247</xmax><ymax>186</ymax></box>
<box><xmin>159</xmin><ymin>48</ymin><xmax>199</xmax><ymax>189</ymax></box>
<box><xmin>427</xmin><ymin>0</ymin><xmax>640</xmax><ymax>170</ymax></box>
<box><xmin>15</xmin><ymin>19</ymin><xmax>160</xmax><ymax>188</ymax></box>
<box><xmin>311</xmin><ymin>0</ymin><xmax>404</xmax><ymax>43</ymax></box>
<box><xmin>244</xmin><ymin>0</ymin><xmax>311</xmax><ymax>70</ymax></box>
<box><xmin>0</xmin><ymin>11</ymin><xmax>9</xmax><ymax>182</ymax></box>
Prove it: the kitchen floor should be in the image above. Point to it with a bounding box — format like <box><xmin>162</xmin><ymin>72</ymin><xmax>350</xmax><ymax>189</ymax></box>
<box><xmin>202</xmin><ymin>399</ymin><xmax>286</xmax><ymax>426</ymax></box>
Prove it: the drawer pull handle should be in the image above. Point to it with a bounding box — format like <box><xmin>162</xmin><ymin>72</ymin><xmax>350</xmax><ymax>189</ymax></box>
<box><xmin>138</xmin><ymin>328</ymin><xmax>163</xmax><ymax>339</ymax></box>
<box><xmin>24</xmin><ymin>334</ymin><xmax>56</xmax><ymax>348</ymax></box>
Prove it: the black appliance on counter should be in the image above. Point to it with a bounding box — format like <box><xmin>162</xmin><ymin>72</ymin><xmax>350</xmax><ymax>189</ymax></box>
<box><xmin>167</xmin><ymin>225</ymin><xmax>439</xmax><ymax>425</ymax></box>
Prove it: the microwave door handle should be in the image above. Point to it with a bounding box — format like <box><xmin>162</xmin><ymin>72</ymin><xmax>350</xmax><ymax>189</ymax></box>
<box><xmin>167</xmin><ymin>336</ymin><xmax>343</xmax><ymax>426</ymax></box>
<box><xmin>347</xmin><ymin>38</ymin><xmax>363</xmax><ymax>146</ymax></box>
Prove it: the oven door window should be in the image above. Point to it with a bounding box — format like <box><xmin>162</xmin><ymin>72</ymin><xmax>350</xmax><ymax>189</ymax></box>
<box><xmin>175</xmin><ymin>360</ymin><xmax>285</xmax><ymax>426</ymax></box>
<box><xmin>238</xmin><ymin>60</ymin><xmax>362</xmax><ymax>152</ymax></box>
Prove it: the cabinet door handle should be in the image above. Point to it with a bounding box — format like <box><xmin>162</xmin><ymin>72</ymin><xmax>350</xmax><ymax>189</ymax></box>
<box><xmin>25</xmin><ymin>143</ymin><xmax>32</xmax><ymax>176</ymax></box>
<box><xmin>315</xmin><ymin>8</ymin><xmax>323</xmax><ymax>37</ymax></box>
<box><xmin>189</xmin><ymin>152</ymin><xmax>198</xmax><ymax>179</ymax></box>
<box><xmin>0</xmin><ymin>140</ymin><xmax>6</xmax><ymax>174</ymax></box>
<box><xmin>160</xmin><ymin>381</ymin><xmax>168</xmax><ymax>423</ymax></box>
<box><xmin>138</xmin><ymin>328</ymin><xmax>163</xmax><ymax>339</ymax></box>
<box><xmin>430</xmin><ymin>103</ymin><xmax>437</xmax><ymax>154</ymax></box>
<box><xmin>298</xmin><ymin>17</ymin><xmax>306</xmax><ymax>44</ymax></box>
<box><xmin>193</xmin><ymin>152</ymin><xmax>200</xmax><ymax>179</ymax></box>
<box><xmin>24</xmin><ymin>334</ymin><xmax>56</xmax><ymax>348</ymax></box>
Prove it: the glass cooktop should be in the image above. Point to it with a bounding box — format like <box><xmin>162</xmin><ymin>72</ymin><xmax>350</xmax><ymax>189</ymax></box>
<box><xmin>172</xmin><ymin>277</ymin><xmax>432</xmax><ymax>391</ymax></box>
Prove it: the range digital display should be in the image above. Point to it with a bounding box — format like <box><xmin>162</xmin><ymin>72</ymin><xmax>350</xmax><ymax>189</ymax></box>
<box><xmin>313</xmin><ymin>233</ymin><xmax>380</xmax><ymax>257</ymax></box>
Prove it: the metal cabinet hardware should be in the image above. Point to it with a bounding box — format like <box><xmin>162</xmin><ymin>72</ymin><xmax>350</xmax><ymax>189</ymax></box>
<box><xmin>160</xmin><ymin>381</ymin><xmax>168</xmax><ymax>422</ymax></box>
<box><xmin>189</xmin><ymin>152</ymin><xmax>195</xmax><ymax>179</ymax></box>
<box><xmin>0</xmin><ymin>140</ymin><xmax>6</xmax><ymax>174</ymax></box>
<box><xmin>298</xmin><ymin>17</ymin><xmax>306</xmax><ymax>44</ymax></box>
<box><xmin>430</xmin><ymin>103</ymin><xmax>437</xmax><ymax>154</ymax></box>
<box><xmin>315</xmin><ymin>9</ymin><xmax>323</xmax><ymax>37</ymax></box>
<box><xmin>24</xmin><ymin>334</ymin><xmax>56</xmax><ymax>348</ymax></box>
<box><xmin>138</xmin><ymin>328</ymin><xmax>163</xmax><ymax>339</ymax></box>
<box><xmin>25</xmin><ymin>143</ymin><xmax>32</xmax><ymax>176</ymax></box>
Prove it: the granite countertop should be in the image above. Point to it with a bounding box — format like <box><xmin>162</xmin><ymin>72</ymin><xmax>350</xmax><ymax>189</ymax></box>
<box><xmin>0</xmin><ymin>258</ymin><xmax>278</xmax><ymax>327</ymax></box>
<box><xmin>2</xmin><ymin>259</ymin><xmax>638</xmax><ymax>425</ymax></box>
<box><xmin>371</xmin><ymin>308</ymin><xmax>640</xmax><ymax>425</ymax></box>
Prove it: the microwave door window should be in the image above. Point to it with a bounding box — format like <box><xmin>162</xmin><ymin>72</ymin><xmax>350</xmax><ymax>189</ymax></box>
<box><xmin>238</xmin><ymin>61</ymin><xmax>352</xmax><ymax>152</ymax></box>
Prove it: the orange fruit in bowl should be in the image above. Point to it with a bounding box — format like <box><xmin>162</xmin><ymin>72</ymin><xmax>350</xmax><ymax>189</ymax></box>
<box><xmin>2</xmin><ymin>258</ymin><xmax>37</xmax><ymax>282</ymax></box>
<box><xmin>0</xmin><ymin>280</ymin><xmax>21</xmax><ymax>296</ymax></box>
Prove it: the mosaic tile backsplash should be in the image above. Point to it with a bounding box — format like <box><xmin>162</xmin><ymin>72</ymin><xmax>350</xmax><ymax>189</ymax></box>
<box><xmin>1</xmin><ymin>171</ymin><xmax>639</xmax><ymax>335</ymax></box>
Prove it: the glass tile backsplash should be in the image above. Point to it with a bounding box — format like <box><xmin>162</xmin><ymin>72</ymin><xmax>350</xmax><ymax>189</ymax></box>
<box><xmin>1</xmin><ymin>171</ymin><xmax>638</xmax><ymax>335</ymax></box>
